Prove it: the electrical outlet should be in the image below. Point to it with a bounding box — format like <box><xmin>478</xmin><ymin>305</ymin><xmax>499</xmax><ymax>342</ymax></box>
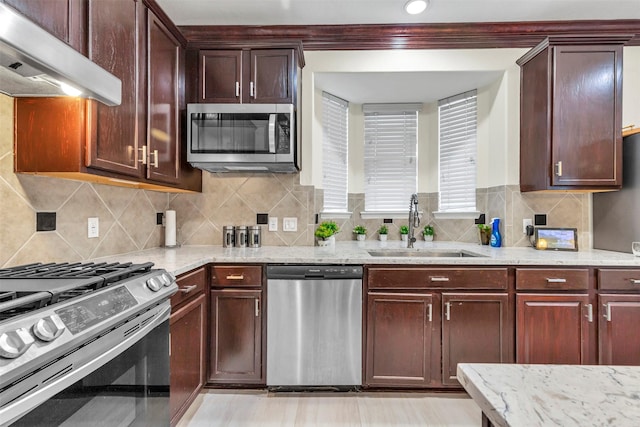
<box><xmin>523</xmin><ymin>218</ymin><xmax>533</xmax><ymax>234</ymax></box>
<box><xmin>268</xmin><ymin>217</ymin><xmax>278</xmax><ymax>231</ymax></box>
<box><xmin>88</xmin><ymin>217</ymin><xmax>99</xmax><ymax>238</ymax></box>
<box><xmin>283</xmin><ymin>217</ymin><xmax>297</xmax><ymax>232</ymax></box>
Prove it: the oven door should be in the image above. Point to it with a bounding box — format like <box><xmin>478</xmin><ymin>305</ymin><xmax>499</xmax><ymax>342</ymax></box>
<box><xmin>5</xmin><ymin>312</ymin><xmax>170</xmax><ymax>427</ymax></box>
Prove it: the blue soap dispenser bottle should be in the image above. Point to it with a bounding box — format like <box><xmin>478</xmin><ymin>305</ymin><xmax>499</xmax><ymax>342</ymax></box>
<box><xmin>490</xmin><ymin>218</ymin><xmax>502</xmax><ymax>247</ymax></box>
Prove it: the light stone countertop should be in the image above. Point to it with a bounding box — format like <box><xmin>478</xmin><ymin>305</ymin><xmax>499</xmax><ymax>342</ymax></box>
<box><xmin>93</xmin><ymin>241</ymin><xmax>640</xmax><ymax>276</ymax></box>
<box><xmin>457</xmin><ymin>363</ymin><xmax>640</xmax><ymax>427</ymax></box>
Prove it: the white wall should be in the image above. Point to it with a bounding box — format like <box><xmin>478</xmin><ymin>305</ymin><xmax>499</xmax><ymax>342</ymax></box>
<box><xmin>302</xmin><ymin>47</ymin><xmax>640</xmax><ymax>189</ymax></box>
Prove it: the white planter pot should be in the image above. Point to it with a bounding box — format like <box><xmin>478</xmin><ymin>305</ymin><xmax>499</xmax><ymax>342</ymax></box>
<box><xmin>379</xmin><ymin>234</ymin><xmax>388</xmax><ymax>241</ymax></box>
<box><xmin>424</xmin><ymin>234</ymin><xmax>433</xmax><ymax>242</ymax></box>
<box><xmin>317</xmin><ymin>238</ymin><xmax>331</xmax><ymax>247</ymax></box>
<box><xmin>401</xmin><ymin>235</ymin><xmax>408</xmax><ymax>242</ymax></box>
<box><xmin>356</xmin><ymin>234</ymin><xmax>366</xmax><ymax>241</ymax></box>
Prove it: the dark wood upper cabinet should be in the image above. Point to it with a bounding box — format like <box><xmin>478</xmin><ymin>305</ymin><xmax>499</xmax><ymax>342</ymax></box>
<box><xmin>517</xmin><ymin>36</ymin><xmax>630</xmax><ymax>192</ymax></box>
<box><xmin>86</xmin><ymin>0</ymin><xmax>145</xmax><ymax>178</ymax></box>
<box><xmin>147</xmin><ymin>11</ymin><xmax>181</xmax><ymax>185</ymax></box>
<box><xmin>199</xmin><ymin>48</ymin><xmax>296</xmax><ymax>104</ymax></box>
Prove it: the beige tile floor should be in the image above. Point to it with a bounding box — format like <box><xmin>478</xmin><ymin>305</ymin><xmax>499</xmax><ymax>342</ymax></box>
<box><xmin>177</xmin><ymin>390</ymin><xmax>482</xmax><ymax>426</ymax></box>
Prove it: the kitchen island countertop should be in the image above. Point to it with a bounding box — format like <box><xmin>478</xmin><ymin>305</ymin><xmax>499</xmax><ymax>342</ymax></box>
<box><xmin>457</xmin><ymin>363</ymin><xmax>640</xmax><ymax>427</ymax></box>
<box><xmin>94</xmin><ymin>241</ymin><xmax>640</xmax><ymax>276</ymax></box>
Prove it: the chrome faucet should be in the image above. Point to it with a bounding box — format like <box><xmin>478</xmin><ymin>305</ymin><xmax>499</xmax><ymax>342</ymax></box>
<box><xmin>407</xmin><ymin>193</ymin><xmax>420</xmax><ymax>248</ymax></box>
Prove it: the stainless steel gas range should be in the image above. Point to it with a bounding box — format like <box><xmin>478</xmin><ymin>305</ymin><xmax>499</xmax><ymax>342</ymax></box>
<box><xmin>0</xmin><ymin>261</ymin><xmax>177</xmax><ymax>426</ymax></box>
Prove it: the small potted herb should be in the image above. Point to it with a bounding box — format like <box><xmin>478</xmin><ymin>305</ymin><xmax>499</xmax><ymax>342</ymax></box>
<box><xmin>377</xmin><ymin>224</ymin><xmax>389</xmax><ymax>241</ymax></box>
<box><xmin>399</xmin><ymin>225</ymin><xmax>409</xmax><ymax>242</ymax></box>
<box><xmin>423</xmin><ymin>224</ymin><xmax>434</xmax><ymax>242</ymax></box>
<box><xmin>315</xmin><ymin>221</ymin><xmax>340</xmax><ymax>246</ymax></box>
<box><xmin>353</xmin><ymin>225</ymin><xmax>367</xmax><ymax>241</ymax></box>
<box><xmin>477</xmin><ymin>224</ymin><xmax>491</xmax><ymax>245</ymax></box>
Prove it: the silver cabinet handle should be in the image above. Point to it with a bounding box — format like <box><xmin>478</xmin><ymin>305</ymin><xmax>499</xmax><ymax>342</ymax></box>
<box><xmin>226</xmin><ymin>274</ymin><xmax>244</xmax><ymax>280</ymax></box>
<box><xmin>427</xmin><ymin>303</ymin><xmax>432</xmax><ymax>323</ymax></box>
<box><xmin>630</xmin><ymin>279</ymin><xmax>640</xmax><ymax>285</ymax></box>
<box><xmin>250</xmin><ymin>81</ymin><xmax>255</xmax><ymax>98</ymax></box>
<box><xmin>546</xmin><ymin>278</ymin><xmax>567</xmax><ymax>283</ymax></box>
<box><xmin>445</xmin><ymin>302</ymin><xmax>451</xmax><ymax>321</ymax></box>
<box><xmin>180</xmin><ymin>285</ymin><xmax>197</xmax><ymax>294</ymax></box>
<box><xmin>430</xmin><ymin>277</ymin><xmax>450</xmax><ymax>282</ymax></box>
<box><xmin>555</xmin><ymin>161</ymin><xmax>563</xmax><ymax>176</ymax></box>
<box><xmin>235</xmin><ymin>81</ymin><xmax>240</xmax><ymax>97</ymax></box>
<box><xmin>138</xmin><ymin>145</ymin><xmax>147</xmax><ymax>165</ymax></box>
<box><xmin>150</xmin><ymin>149</ymin><xmax>159</xmax><ymax>168</ymax></box>
<box><xmin>603</xmin><ymin>303</ymin><xmax>612</xmax><ymax>322</ymax></box>
<box><xmin>255</xmin><ymin>298</ymin><xmax>259</xmax><ymax>317</ymax></box>
<box><xmin>586</xmin><ymin>303</ymin><xmax>593</xmax><ymax>322</ymax></box>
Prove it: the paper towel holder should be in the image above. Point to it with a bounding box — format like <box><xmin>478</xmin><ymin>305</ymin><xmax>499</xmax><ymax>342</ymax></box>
<box><xmin>164</xmin><ymin>210</ymin><xmax>180</xmax><ymax>248</ymax></box>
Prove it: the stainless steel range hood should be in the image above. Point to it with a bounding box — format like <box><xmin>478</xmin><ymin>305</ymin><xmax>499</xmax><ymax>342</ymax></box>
<box><xmin>0</xmin><ymin>4</ymin><xmax>121</xmax><ymax>106</ymax></box>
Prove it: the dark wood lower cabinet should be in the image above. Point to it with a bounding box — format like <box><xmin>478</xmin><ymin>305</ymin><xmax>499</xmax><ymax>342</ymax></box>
<box><xmin>441</xmin><ymin>293</ymin><xmax>511</xmax><ymax>386</ymax></box>
<box><xmin>209</xmin><ymin>289</ymin><xmax>263</xmax><ymax>384</ymax></box>
<box><xmin>598</xmin><ymin>294</ymin><xmax>640</xmax><ymax>365</ymax></box>
<box><xmin>516</xmin><ymin>293</ymin><xmax>593</xmax><ymax>364</ymax></box>
<box><xmin>365</xmin><ymin>293</ymin><xmax>436</xmax><ymax>387</ymax></box>
<box><xmin>170</xmin><ymin>293</ymin><xmax>206</xmax><ymax>427</ymax></box>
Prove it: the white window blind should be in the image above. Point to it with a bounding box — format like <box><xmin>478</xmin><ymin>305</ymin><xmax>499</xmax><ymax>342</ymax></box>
<box><xmin>363</xmin><ymin>103</ymin><xmax>420</xmax><ymax>212</ymax></box>
<box><xmin>322</xmin><ymin>92</ymin><xmax>349</xmax><ymax>212</ymax></box>
<box><xmin>438</xmin><ymin>90</ymin><xmax>477</xmax><ymax>213</ymax></box>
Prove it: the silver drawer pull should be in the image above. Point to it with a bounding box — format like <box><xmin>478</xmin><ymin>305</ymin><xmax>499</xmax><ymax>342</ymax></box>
<box><xmin>430</xmin><ymin>277</ymin><xmax>450</xmax><ymax>282</ymax></box>
<box><xmin>138</xmin><ymin>145</ymin><xmax>147</xmax><ymax>164</ymax></box>
<box><xmin>586</xmin><ymin>303</ymin><xmax>593</xmax><ymax>322</ymax></box>
<box><xmin>603</xmin><ymin>303</ymin><xmax>612</xmax><ymax>322</ymax></box>
<box><xmin>630</xmin><ymin>279</ymin><xmax>640</xmax><ymax>285</ymax></box>
<box><xmin>546</xmin><ymin>278</ymin><xmax>567</xmax><ymax>283</ymax></box>
<box><xmin>445</xmin><ymin>302</ymin><xmax>451</xmax><ymax>321</ymax></box>
<box><xmin>427</xmin><ymin>303</ymin><xmax>432</xmax><ymax>323</ymax></box>
<box><xmin>180</xmin><ymin>285</ymin><xmax>197</xmax><ymax>294</ymax></box>
<box><xmin>255</xmin><ymin>299</ymin><xmax>259</xmax><ymax>317</ymax></box>
<box><xmin>235</xmin><ymin>81</ymin><xmax>240</xmax><ymax>97</ymax></box>
<box><xmin>226</xmin><ymin>274</ymin><xmax>244</xmax><ymax>280</ymax></box>
<box><xmin>555</xmin><ymin>161</ymin><xmax>563</xmax><ymax>176</ymax></box>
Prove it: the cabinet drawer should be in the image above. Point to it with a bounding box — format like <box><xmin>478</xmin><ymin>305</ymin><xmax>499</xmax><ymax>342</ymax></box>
<box><xmin>598</xmin><ymin>269</ymin><xmax>640</xmax><ymax>291</ymax></box>
<box><xmin>211</xmin><ymin>265</ymin><xmax>262</xmax><ymax>287</ymax></box>
<box><xmin>367</xmin><ymin>268</ymin><xmax>508</xmax><ymax>290</ymax></box>
<box><xmin>171</xmin><ymin>267</ymin><xmax>206</xmax><ymax>309</ymax></box>
<box><xmin>516</xmin><ymin>268</ymin><xmax>589</xmax><ymax>290</ymax></box>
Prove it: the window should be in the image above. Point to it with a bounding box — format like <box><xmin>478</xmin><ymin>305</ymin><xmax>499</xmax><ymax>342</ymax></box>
<box><xmin>437</xmin><ymin>90</ymin><xmax>478</xmax><ymax>215</ymax></box>
<box><xmin>322</xmin><ymin>92</ymin><xmax>349</xmax><ymax>213</ymax></box>
<box><xmin>363</xmin><ymin>103</ymin><xmax>420</xmax><ymax>214</ymax></box>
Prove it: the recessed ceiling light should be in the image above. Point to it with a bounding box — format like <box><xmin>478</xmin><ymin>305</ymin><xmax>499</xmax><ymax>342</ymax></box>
<box><xmin>404</xmin><ymin>0</ymin><xmax>428</xmax><ymax>15</ymax></box>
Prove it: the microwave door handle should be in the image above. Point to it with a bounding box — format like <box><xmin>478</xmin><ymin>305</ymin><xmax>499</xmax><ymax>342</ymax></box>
<box><xmin>268</xmin><ymin>114</ymin><xmax>276</xmax><ymax>153</ymax></box>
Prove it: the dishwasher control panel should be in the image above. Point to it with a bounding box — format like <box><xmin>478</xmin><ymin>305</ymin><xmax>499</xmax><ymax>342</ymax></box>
<box><xmin>266</xmin><ymin>265</ymin><xmax>363</xmax><ymax>280</ymax></box>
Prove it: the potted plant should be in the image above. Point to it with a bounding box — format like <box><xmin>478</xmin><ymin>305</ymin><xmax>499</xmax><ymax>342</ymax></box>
<box><xmin>377</xmin><ymin>224</ymin><xmax>389</xmax><ymax>241</ymax></box>
<box><xmin>423</xmin><ymin>224</ymin><xmax>434</xmax><ymax>242</ymax></box>
<box><xmin>399</xmin><ymin>225</ymin><xmax>409</xmax><ymax>242</ymax></box>
<box><xmin>353</xmin><ymin>225</ymin><xmax>367</xmax><ymax>241</ymax></box>
<box><xmin>477</xmin><ymin>224</ymin><xmax>491</xmax><ymax>245</ymax></box>
<box><xmin>315</xmin><ymin>221</ymin><xmax>340</xmax><ymax>246</ymax></box>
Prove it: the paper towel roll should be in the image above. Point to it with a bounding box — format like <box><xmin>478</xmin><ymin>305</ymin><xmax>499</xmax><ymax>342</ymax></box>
<box><xmin>165</xmin><ymin>210</ymin><xmax>177</xmax><ymax>247</ymax></box>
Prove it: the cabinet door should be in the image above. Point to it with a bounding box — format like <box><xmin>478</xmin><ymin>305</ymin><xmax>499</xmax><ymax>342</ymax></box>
<box><xmin>551</xmin><ymin>45</ymin><xmax>622</xmax><ymax>187</ymax></box>
<box><xmin>246</xmin><ymin>49</ymin><xmax>294</xmax><ymax>103</ymax></box>
<box><xmin>86</xmin><ymin>0</ymin><xmax>145</xmax><ymax>178</ymax></box>
<box><xmin>517</xmin><ymin>294</ymin><xmax>593</xmax><ymax>364</ymax></box>
<box><xmin>599</xmin><ymin>294</ymin><xmax>640</xmax><ymax>365</ymax></box>
<box><xmin>442</xmin><ymin>293</ymin><xmax>511</xmax><ymax>386</ymax></box>
<box><xmin>146</xmin><ymin>12</ymin><xmax>181</xmax><ymax>184</ymax></box>
<box><xmin>170</xmin><ymin>293</ymin><xmax>206</xmax><ymax>427</ymax></box>
<box><xmin>200</xmin><ymin>50</ymin><xmax>243</xmax><ymax>103</ymax></box>
<box><xmin>209</xmin><ymin>289</ymin><xmax>263</xmax><ymax>384</ymax></box>
<box><xmin>365</xmin><ymin>293</ymin><xmax>435</xmax><ymax>387</ymax></box>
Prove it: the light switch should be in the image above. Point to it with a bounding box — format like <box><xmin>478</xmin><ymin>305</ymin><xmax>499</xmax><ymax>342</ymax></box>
<box><xmin>88</xmin><ymin>217</ymin><xmax>99</xmax><ymax>238</ymax></box>
<box><xmin>268</xmin><ymin>217</ymin><xmax>278</xmax><ymax>231</ymax></box>
<box><xmin>283</xmin><ymin>217</ymin><xmax>297</xmax><ymax>232</ymax></box>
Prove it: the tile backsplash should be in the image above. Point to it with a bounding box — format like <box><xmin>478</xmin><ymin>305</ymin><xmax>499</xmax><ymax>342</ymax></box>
<box><xmin>1</xmin><ymin>93</ymin><xmax>591</xmax><ymax>267</ymax></box>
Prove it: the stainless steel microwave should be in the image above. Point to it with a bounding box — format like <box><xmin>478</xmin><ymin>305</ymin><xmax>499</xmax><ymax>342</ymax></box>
<box><xmin>186</xmin><ymin>103</ymin><xmax>299</xmax><ymax>173</ymax></box>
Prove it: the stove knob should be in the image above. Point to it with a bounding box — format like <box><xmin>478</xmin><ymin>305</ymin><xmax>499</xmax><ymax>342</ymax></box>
<box><xmin>146</xmin><ymin>277</ymin><xmax>162</xmax><ymax>292</ymax></box>
<box><xmin>161</xmin><ymin>272</ymin><xmax>174</xmax><ymax>286</ymax></box>
<box><xmin>33</xmin><ymin>314</ymin><xmax>66</xmax><ymax>342</ymax></box>
<box><xmin>0</xmin><ymin>328</ymin><xmax>35</xmax><ymax>359</ymax></box>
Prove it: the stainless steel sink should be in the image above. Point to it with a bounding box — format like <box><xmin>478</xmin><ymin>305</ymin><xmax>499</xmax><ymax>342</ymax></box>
<box><xmin>367</xmin><ymin>249</ymin><xmax>487</xmax><ymax>258</ymax></box>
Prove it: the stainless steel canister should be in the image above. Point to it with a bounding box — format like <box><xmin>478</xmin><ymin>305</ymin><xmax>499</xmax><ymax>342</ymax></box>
<box><xmin>248</xmin><ymin>226</ymin><xmax>261</xmax><ymax>248</ymax></box>
<box><xmin>222</xmin><ymin>226</ymin><xmax>235</xmax><ymax>248</ymax></box>
<box><xmin>235</xmin><ymin>225</ymin><xmax>248</xmax><ymax>248</ymax></box>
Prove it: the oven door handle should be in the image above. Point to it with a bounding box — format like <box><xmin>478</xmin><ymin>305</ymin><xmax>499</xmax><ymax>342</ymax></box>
<box><xmin>268</xmin><ymin>114</ymin><xmax>276</xmax><ymax>153</ymax></box>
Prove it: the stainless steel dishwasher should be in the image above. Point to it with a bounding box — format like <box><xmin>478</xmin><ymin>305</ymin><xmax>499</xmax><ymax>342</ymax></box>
<box><xmin>266</xmin><ymin>265</ymin><xmax>363</xmax><ymax>387</ymax></box>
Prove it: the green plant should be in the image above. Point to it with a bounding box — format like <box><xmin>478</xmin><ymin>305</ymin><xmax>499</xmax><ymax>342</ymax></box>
<box><xmin>353</xmin><ymin>225</ymin><xmax>367</xmax><ymax>235</ymax></box>
<box><xmin>315</xmin><ymin>221</ymin><xmax>340</xmax><ymax>240</ymax></box>
<box><xmin>423</xmin><ymin>225</ymin><xmax>434</xmax><ymax>236</ymax></box>
<box><xmin>377</xmin><ymin>224</ymin><xmax>389</xmax><ymax>235</ymax></box>
<box><xmin>399</xmin><ymin>225</ymin><xmax>409</xmax><ymax>235</ymax></box>
<box><xmin>477</xmin><ymin>224</ymin><xmax>491</xmax><ymax>232</ymax></box>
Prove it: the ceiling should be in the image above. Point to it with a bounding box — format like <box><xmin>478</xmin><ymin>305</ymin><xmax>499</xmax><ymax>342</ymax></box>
<box><xmin>156</xmin><ymin>0</ymin><xmax>640</xmax><ymax>26</ymax></box>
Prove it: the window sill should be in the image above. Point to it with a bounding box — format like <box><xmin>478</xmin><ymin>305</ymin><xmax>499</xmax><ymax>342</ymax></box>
<box><xmin>432</xmin><ymin>211</ymin><xmax>481</xmax><ymax>220</ymax></box>
<box><xmin>320</xmin><ymin>211</ymin><xmax>353</xmax><ymax>220</ymax></box>
<box><xmin>360</xmin><ymin>211</ymin><xmax>423</xmax><ymax>220</ymax></box>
